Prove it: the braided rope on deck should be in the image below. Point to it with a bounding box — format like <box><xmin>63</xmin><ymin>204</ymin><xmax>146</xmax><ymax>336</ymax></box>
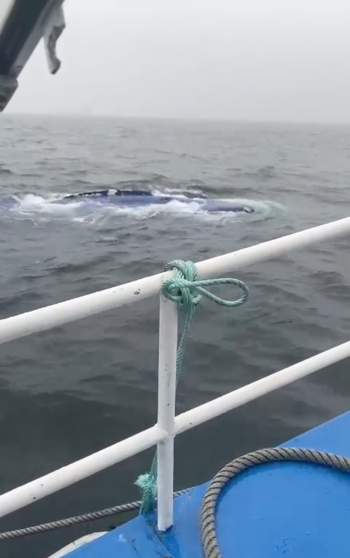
<box><xmin>201</xmin><ymin>447</ymin><xmax>350</xmax><ymax>558</ymax></box>
<box><xmin>0</xmin><ymin>490</ymin><xmax>190</xmax><ymax>540</ymax></box>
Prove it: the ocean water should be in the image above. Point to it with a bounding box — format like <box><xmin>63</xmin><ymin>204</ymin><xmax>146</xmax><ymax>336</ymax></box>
<box><xmin>0</xmin><ymin>115</ymin><xmax>350</xmax><ymax>557</ymax></box>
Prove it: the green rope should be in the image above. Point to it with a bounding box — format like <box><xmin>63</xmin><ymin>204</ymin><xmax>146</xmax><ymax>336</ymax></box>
<box><xmin>135</xmin><ymin>260</ymin><xmax>249</xmax><ymax>514</ymax></box>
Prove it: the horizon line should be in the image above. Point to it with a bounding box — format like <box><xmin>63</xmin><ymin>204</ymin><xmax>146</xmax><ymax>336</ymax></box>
<box><xmin>2</xmin><ymin>112</ymin><xmax>350</xmax><ymax>127</ymax></box>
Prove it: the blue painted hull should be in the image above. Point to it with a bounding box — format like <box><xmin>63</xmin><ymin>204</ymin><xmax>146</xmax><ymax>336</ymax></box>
<box><xmin>70</xmin><ymin>410</ymin><xmax>350</xmax><ymax>558</ymax></box>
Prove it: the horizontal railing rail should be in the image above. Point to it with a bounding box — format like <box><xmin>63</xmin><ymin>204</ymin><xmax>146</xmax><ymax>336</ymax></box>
<box><xmin>0</xmin><ymin>216</ymin><xmax>349</xmax><ymax>346</ymax></box>
<box><xmin>0</xmin><ymin>216</ymin><xmax>350</xmax><ymax>530</ymax></box>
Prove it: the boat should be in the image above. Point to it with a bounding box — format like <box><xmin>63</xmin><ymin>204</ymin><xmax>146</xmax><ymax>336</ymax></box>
<box><xmin>0</xmin><ymin>218</ymin><xmax>348</xmax><ymax>558</ymax></box>
<box><xmin>1</xmin><ymin>2</ymin><xmax>350</xmax><ymax>557</ymax></box>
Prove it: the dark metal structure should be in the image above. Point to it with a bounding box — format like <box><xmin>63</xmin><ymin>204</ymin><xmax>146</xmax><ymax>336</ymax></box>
<box><xmin>0</xmin><ymin>0</ymin><xmax>65</xmax><ymax>112</ymax></box>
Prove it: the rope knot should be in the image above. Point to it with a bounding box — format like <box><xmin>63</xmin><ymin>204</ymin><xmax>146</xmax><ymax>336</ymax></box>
<box><xmin>162</xmin><ymin>260</ymin><xmax>202</xmax><ymax>312</ymax></box>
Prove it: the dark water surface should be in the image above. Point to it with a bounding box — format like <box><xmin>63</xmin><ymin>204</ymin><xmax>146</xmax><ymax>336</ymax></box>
<box><xmin>1</xmin><ymin>115</ymin><xmax>350</xmax><ymax>557</ymax></box>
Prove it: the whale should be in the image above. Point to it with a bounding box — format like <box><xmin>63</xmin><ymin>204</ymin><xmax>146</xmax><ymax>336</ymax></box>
<box><xmin>58</xmin><ymin>189</ymin><xmax>254</xmax><ymax>214</ymax></box>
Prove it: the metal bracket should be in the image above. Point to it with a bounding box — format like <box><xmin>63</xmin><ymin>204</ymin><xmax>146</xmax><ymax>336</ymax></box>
<box><xmin>43</xmin><ymin>4</ymin><xmax>66</xmax><ymax>75</ymax></box>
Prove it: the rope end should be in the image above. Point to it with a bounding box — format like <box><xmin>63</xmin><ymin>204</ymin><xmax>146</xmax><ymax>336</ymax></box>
<box><xmin>135</xmin><ymin>473</ymin><xmax>157</xmax><ymax>514</ymax></box>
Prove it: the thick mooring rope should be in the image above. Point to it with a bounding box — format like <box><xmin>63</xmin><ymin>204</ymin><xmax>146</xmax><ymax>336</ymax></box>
<box><xmin>0</xmin><ymin>489</ymin><xmax>191</xmax><ymax>540</ymax></box>
<box><xmin>201</xmin><ymin>447</ymin><xmax>350</xmax><ymax>558</ymax></box>
<box><xmin>136</xmin><ymin>260</ymin><xmax>249</xmax><ymax>513</ymax></box>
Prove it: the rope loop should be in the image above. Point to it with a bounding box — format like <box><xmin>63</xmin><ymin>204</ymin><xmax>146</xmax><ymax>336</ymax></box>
<box><xmin>162</xmin><ymin>259</ymin><xmax>249</xmax><ymax>312</ymax></box>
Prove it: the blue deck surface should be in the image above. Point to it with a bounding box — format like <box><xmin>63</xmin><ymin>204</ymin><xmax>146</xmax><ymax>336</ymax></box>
<box><xmin>69</xmin><ymin>411</ymin><xmax>350</xmax><ymax>557</ymax></box>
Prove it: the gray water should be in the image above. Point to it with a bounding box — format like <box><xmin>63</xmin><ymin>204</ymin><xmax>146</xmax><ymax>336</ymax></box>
<box><xmin>1</xmin><ymin>115</ymin><xmax>350</xmax><ymax>558</ymax></box>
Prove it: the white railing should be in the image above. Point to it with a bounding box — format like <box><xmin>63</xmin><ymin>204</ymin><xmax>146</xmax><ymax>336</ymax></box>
<box><xmin>0</xmin><ymin>217</ymin><xmax>350</xmax><ymax>531</ymax></box>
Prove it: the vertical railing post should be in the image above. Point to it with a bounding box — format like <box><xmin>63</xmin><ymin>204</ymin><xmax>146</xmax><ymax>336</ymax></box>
<box><xmin>156</xmin><ymin>293</ymin><xmax>178</xmax><ymax>532</ymax></box>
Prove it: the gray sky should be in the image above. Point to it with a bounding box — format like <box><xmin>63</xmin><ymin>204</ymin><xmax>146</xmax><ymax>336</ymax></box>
<box><xmin>6</xmin><ymin>0</ymin><xmax>350</xmax><ymax>123</ymax></box>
